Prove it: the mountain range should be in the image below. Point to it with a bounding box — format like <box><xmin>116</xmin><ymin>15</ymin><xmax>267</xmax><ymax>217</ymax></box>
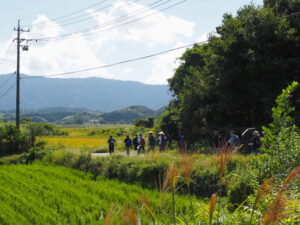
<box><xmin>0</xmin><ymin>106</ymin><xmax>166</xmax><ymax>124</ymax></box>
<box><xmin>0</xmin><ymin>74</ymin><xmax>171</xmax><ymax>112</ymax></box>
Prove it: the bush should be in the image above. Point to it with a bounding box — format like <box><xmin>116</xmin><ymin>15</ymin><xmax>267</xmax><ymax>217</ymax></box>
<box><xmin>0</xmin><ymin>125</ymin><xmax>33</xmax><ymax>156</ymax></box>
<box><xmin>255</xmin><ymin>81</ymin><xmax>300</xmax><ymax>178</ymax></box>
<box><xmin>227</xmin><ymin>173</ymin><xmax>255</xmax><ymax>205</ymax></box>
<box><xmin>134</xmin><ymin>117</ymin><xmax>155</xmax><ymax>128</ymax></box>
<box><xmin>41</xmin><ymin>151</ymin><xmax>253</xmax><ymax>198</ymax></box>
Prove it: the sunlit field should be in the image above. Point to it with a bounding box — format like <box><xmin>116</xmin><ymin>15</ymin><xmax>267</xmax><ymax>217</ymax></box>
<box><xmin>40</xmin><ymin>125</ymin><xmax>148</xmax><ymax>151</ymax></box>
<box><xmin>41</xmin><ymin>137</ymin><xmax>107</xmax><ymax>148</ymax></box>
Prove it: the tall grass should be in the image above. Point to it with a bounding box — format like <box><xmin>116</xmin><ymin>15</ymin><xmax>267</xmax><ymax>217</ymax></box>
<box><xmin>180</xmin><ymin>156</ymin><xmax>196</xmax><ymax>223</ymax></box>
<box><xmin>263</xmin><ymin>167</ymin><xmax>300</xmax><ymax>225</ymax></box>
<box><xmin>209</xmin><ymin>193</ymin><xmax>218</xmax><ymax>225</ymax></box>
<box><xmin>250</xmin><ymin>176</ymin><xmax>275</xmax><ymax>225</ymax></box>
<box><xmin>162</xmin><ymin>164</ymin><xmax>181</xmax><ymax>224</ymax></box>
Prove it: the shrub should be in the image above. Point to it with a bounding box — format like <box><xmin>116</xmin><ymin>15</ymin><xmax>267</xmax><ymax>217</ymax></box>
<box><xmin>0</xmin><ymin>124</ymin><xmax>32</xmax><ymax>156</ymax></box>
<box><xmin>256</xmin><ymin>81</ymin><xmax>300</xmax><ymax>178</ymax></box>
<box><xmin>227</xmin><ymin>173</ymin><xmax>255</xmax><ymax>205</ymax></box>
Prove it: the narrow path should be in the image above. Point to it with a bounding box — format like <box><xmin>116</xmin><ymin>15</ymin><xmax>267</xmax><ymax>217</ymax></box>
<box><xmin>91</xmin><ymin>151</ymin><xmax>140</xmax><ymax>157</ymax></box>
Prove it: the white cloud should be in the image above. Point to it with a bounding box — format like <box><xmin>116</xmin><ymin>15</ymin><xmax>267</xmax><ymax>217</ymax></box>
<box><xmin>14</xmin><ymin>0</ymin><xmax>196</xmax><ymax>83</ymax></box>
<box><xmin>30</xmin><ymin>15</ymin><xmax>64</xmax><ymax>38</ymax></box>
<box><xmin>122</xmin><ymin>67</ymin><xmax>133</xmax><ymax>74</ymax></box>
<box><xmin>88</xmin><ymin>0</ymin><xmax>196</xmax><ymax>46</ymax></box>
<box><xmin>146</xmin><ymin>42</ymin><xmax>188</xmax><ymax>85</ymax></box>
<box><xmin>197</xmin><ymin>33</ymin><xmax>209</xmax><ymax>43</ymax></box>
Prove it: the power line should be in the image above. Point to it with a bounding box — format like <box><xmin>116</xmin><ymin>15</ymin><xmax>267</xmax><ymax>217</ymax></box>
<box><xmin>33</xmin><ymin>0</ymin><xmax>186</xmax><ymax>41</ymax></box>
<box><xmin>0</xmin><ymin>31</ymin><xmax>14</xmax><ymax>57</ymax></box>
<box><xmin>32</xmin><ymin>0</ymin><xmax>158</xmax><ymax>30</ymax></box>
<box><xmin>31</xmin><ymin>0</ymin><xmax>142</xmax><ymax>29</ymax></box>
<box><xmin>24</xmin><ymin>0</ymin><xmax>110</xmax><ymax>28</ymax></box>
<box><xmin>0</xmin><ymin>82</ymin><xmax>16</xmax><ymax>100</ymax></box>
<box><xmin>22</xmin><ymin>40</ymin><xmax>206</xmax><ymax>79</ymax></box>
<box><xmin>21</xmin><ymin>10</ymin><xmax>300</xmax><ymax>80</ymax></box>
<box><xmin>0</xmin><ymin>44</ymin><xmax>16</xmax><ymax>74</ymax></box>
<box><xmin>31</xmin><ymin>0</ymin><xmax>177</xmax><ymax>40</ymax></box>
<box><xmin>0</xmin><ymin>41</ymin><xmax>15</xmax><ymax>66</ymax></box>
<box><xmin>0</xmin><ymin>59</ymin><xmax>16</xmax><ymax>75</ymax></box>
<box><xmin>0</xmin><ymin>74</ymin><xmax>15</xmax><ymax>90</ymax></box>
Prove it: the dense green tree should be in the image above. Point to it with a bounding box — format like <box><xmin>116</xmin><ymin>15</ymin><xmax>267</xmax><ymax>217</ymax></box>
<box><xmin>134</xmin><ymin>116</ymin><xmax>155</xmax><ymax>128</ymax></box>
<box><xmin>164</xmin><ymin>3</ymin><xmax>300</xmax><ymax>144</ymax></box>
<box><xmin>155</xmin><ymin>102</ymin><xmax>180</xmax><ymax>141</ymax></box>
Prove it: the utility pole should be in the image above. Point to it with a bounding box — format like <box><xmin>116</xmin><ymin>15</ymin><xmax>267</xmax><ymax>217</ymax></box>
<box><xmin>14</xmin><ymin>20</ymin><xmax>29</xmax><ymax>129</ymax></box>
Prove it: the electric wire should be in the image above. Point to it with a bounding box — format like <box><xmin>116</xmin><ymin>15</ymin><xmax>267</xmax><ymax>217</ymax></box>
<box><xmin>0</xmin><ymin>30</ymin><xmax>14</xmax><ymax>56</ymax></box>
<box><xmin>0</xmin><ymin>82</ymin><xmax>16</xmax><ymax>100</ymax></box>
<box><xmin>31</xmin><ymin>0</ymin><xmax>177</xmax><ymax>39</ymax></box>
<box><xmin>22</xmin><ymin>40</ymin><xmax>205</xmax><ymax>79</ymax></box>
<box><xmin>0</xmin><ymin>42</ymin><xmax>16</xmax><ymax>73</ymax></box>
<box><xmin>0</xmin><ymin>74</ymin><xmax>15</xmax><ymax>90</ymax></box>
<box><xmin>0</xmin><ymin>44</ymin><xmax>16</xmax><ymax>74</ymax></box>
<box><xmin>0</xmin><ymin>58</ymin><xmax>16</xmax><ymax>75</ymax></box>
<box><xmin>24</xmin><ymin>0</ymin><xmax>110</xmax><ymax>28</ymax></box>
<box><xmin>31</xmin><ymin>0</ymin><xmax>142</xmax><ymax>29</ymax></box>
<box><xmin>33</xmin><ymin>0</ymin><xmax>186</xmax><ymax>41</ymax></box>
<box><xmin>21</xmin><ymin>10</ymin><xmax>300</xmax><ymax>80</ymax></box>
<box><xmin>0</xmin><ymin>41</ymin><xmax>15</xmax><ymax>66</ymax></box>
<box><xmin>49</xmin><ymin>0</ymin><xmax>170</xmax><ymax>35</ymax></box>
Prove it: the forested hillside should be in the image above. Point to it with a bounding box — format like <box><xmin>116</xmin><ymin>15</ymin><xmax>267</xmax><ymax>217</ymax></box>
<box><xmin>0</xmin><ymin>106</ymin><xmax>165</xmax><ymax>124</ymax></box>
<box><xmin>160</xmin><ymin>1</ymin><xmax>300</xmax><ymax>143</ymax></box>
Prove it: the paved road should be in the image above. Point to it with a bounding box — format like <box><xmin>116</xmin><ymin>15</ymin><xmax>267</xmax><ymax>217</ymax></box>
<box><xmin>91</xmin><ymin>151</ymin><xmax>140</xmax><ymax>157</ymax></box>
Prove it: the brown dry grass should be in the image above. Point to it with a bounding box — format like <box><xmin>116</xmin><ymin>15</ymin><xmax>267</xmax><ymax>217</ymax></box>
<box><xmin>122</xmin><ymin>205</ymin><xmax>138</xmax><ymax>225</ymax></box>
<box><xmin>263</xmin><ymin>166</ymin><xmax>300</xmax><ymax>225</ymax></box>
<box><xmin>209</xmin><ymin>193</ymin><xmax>218</xmax><ymax>225</ymax></box>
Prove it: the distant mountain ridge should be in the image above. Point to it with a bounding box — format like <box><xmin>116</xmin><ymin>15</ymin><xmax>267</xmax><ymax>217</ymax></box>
<box><xmin>0</xmin><ymin>74</ymin><xmax>171</xmax><ymax>112</ymax></box>
<box><xmin>101</xmin><ymin>105</ymin><xmax>165</xmax><ymax>124</ymax></box>
<box><xmin>0</xmin><ymin>105</ymin><xmax>166</xmax><ymax>124</ymax></box>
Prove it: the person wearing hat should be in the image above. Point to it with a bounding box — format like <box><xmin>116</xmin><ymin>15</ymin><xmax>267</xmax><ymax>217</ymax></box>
<box><xmin>148</xmin><ymin>131</ymin><xmax>156</xmax><ymax>152</ymax></box>
<box><xmin>158</xmin><ymin>131</ymin><xmax>167</xmax><ymax>152</ymax></box>
<box><xmin>251</xmin><ymin>130</ymin><xmax>262</xmax><ymax>154</ymax></box>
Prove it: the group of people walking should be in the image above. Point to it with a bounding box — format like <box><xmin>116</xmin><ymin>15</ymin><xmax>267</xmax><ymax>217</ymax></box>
<box><xmin>107</xmin><ymin>131</ymin><xmax>168</xmax><ymax>155</ymax></box>
<box><xmin>108</xmin><ymin>128</ymin><xmax>264</xmax><ymax>155</ymax></box>
<box><xmin>212</xmin><ymin>129</ymin><xmax>263</xmax><ymax>154</ymax></box>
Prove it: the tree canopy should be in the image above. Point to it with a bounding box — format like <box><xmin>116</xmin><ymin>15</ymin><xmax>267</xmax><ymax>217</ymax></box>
<box><xmin>163</xmin><ymin>2</ymin><xmax>300</xmax><ymax>144</ymax></box>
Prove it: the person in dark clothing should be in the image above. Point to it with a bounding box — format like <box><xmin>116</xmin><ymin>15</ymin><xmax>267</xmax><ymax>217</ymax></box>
<box><xmin>137</xmin><ymin>134</ymin><xmax>145</xmax><ymax>154</ymax></box>
<box><xmin>124</xmin><ymin>135</ymin><xmax>132</xmax><ymax>156</ymax></box>
<box><xmin>228</xmin><ymin>130</ymin><xmax>240</xmax><ymax>147</ymax></box>
<box><xmin>148</xmin><ymin>132</ymin><xmax>156</xmax><ymax>152</ymax></box>
<box><xmin>107</xmin><ymin>136</ymin><xmax>116</xmax><ymax>154</ymax></box>
<box><xmin>252</xmin><ymin>131</ymin><xmax>262</xmax><ymax>154</ymax></box>
<box><xmin>158</xmin><ymin>131</ymin><xmax>167</xmax><ymax>152</ymax></box>
<box><xmin>212</xmin><ymin>130</ymin><xmax>221</xmax><ymax>153</ymax></box>
<box><xmin>132</xmin><ymin>135</ymin><xmax>138</xmax><ymax>151</ymax></box>
<box><xmin>178</xmin><ymin>135</ymin><xmax>186</xmax><ymax>153</ymax></box>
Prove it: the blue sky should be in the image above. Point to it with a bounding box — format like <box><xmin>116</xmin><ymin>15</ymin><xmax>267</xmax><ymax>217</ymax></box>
<box><xmin>0</xmin><ymin>0</ymin><xmax>263</xmax><ymax>84</ymax></box>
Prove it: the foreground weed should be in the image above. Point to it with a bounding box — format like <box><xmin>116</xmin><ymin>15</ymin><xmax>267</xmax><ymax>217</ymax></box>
<box><xmin>249</xmin><ymin>176</ymin><xmax>275</xmax><ymax>225</ymax></box>
<box><xmin>209</xmin><ymin>193</ymin><xmax>218</xmax><ymax>225</ymax></box>
<box><xmin>263</xmin><ymin>166</ymin><xmax>300</xmax><ymax>225</ymax></box>
<box><xmin>140</xmin><ymin>194</ymin><xmax>156</xmax><ymax>225</ymax></box>
<box><xmin>180</xmin><ymin>156</ymin><xmax>196</xmax><ymax>223</ymax></box>
<box><xmin>162</xmin><ymin>164</ymin><xmax>181</xmax><ymax>225</ymax></box>
<box><xmin>104</xmin><ymin>205</ymin><xmax>120</xmax><ymax>225</ymax></box>
<box><xmin>122</xmin><ymin>205</ymin><xmax>138</xmax><ymax>225</ymax></box>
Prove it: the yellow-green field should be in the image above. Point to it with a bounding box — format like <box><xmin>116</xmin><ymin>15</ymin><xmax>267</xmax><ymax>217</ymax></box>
<box><xmin>40</xmin><ymin>125</ymin><xmax>148</xmax><ymax>151</ymax></box>
<box><xmin>41</xmin><ymin>137</ymin><xmax>107</xmax><ymax>148</ymax></box>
